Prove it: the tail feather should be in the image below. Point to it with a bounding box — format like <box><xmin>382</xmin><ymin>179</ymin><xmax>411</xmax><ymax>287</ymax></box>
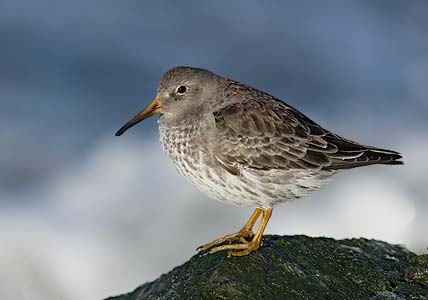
<box><xmin>328</xmin><ymin>149</ymin><xmax>402</xmax><ymax>170</ymax></box>
<box><xmin>322</xmin><ymin>135</ymin><xmax>403</xmax><ymax>170</ymax></box>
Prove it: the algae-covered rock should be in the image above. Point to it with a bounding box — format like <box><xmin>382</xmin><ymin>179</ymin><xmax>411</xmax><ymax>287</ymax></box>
<box><xmin>106</xmin><ymin>235</ymin><xmax>428</xmax><ymax>300</ymax></box>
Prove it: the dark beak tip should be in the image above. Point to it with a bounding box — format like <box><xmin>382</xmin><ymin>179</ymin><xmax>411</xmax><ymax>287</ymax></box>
<box><xmin>115</xmin><ymin>126</ymin><xmax>127</xmax><ymax>136</ymax></box>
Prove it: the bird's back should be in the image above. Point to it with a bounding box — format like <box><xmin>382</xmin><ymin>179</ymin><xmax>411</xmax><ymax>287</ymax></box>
<box><xmin>211</xmin><ymin>79</ymin><xmax>402</xmax><ymax>173</ymax></box>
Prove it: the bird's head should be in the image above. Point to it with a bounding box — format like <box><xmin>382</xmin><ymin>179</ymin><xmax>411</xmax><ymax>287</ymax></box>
<box><xmin>115</xmin><ymin>66</ymin><xmax>219</xmax><ymax>136</ymax></box>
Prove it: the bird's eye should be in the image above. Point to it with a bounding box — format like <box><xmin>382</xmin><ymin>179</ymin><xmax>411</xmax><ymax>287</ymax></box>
<box><xmin>176</xmin><ymin>85</ymin><xmax>187</xmax><ymax>94</ymax></box>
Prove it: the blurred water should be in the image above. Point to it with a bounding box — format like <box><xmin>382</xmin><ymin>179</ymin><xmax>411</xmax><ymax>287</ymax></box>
<box><xmin>1</xmin><ymin>1</ymin><xmax>427</xmax><ymax>299</ymax></box>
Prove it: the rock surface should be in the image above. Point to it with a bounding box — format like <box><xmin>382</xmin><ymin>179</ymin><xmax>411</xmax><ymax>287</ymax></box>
<box><xmin>106</xmin><ymin>235</ymin><xmax>428</xmax><ymax>300</ymax></box>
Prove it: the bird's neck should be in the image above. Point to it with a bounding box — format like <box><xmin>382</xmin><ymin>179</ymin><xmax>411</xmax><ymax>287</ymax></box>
<box><xmin>159</xmin><ymin>112</ymin><xmax>204</xmax><ymax>128</ymax></box>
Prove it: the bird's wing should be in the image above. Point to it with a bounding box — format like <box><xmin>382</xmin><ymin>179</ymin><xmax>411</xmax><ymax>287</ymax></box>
<box><xmin>210</xmin><ymin>99</ymin><xmax>332</xmax><ymax>175</ymax></box>
<box><xmin>210</xmin><ymin>99</ymin><xmax>401</xmax><ymax>175</ymax></box>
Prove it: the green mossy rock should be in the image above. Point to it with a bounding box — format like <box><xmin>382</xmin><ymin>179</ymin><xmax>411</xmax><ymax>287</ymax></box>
<box><xmin>107</xmin><ymin>235</ymin><xmax>428</xmax><ymax>300</ymax></box>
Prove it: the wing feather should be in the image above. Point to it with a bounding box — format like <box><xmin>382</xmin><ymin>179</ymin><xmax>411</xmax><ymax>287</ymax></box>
<box><xmin>210</xmin><ymin>100</ymin><xmax>331</xmax><ymax>174</ymax></box>
<box><xmin>210</xmin><ymin>98</ymin><xmax>402</xmax><ymax>175</ymax></box>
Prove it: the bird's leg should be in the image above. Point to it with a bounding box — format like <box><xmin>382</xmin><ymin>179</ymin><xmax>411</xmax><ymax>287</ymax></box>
<box><xmin>198</xmin><ymin>208</ymin><xmax>262</xmax><ymax>251</ymax></box>
<box><xmin>208</xmin><ymin>208</ymin><xmax>272</xmax><ymax>257</ymax></box>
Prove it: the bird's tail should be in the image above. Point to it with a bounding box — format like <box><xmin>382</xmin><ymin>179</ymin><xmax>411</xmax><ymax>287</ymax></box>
<box><xmin>323</xmin><ymin>136</ymin><xmax>403</xmax><ymax>170</ymax></box>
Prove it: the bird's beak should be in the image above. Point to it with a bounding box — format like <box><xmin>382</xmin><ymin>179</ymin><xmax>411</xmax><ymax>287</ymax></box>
<box><xmin>115</xmin><ymin>98</ymin><xmax>162</xmax><ymax>136</ymax></box>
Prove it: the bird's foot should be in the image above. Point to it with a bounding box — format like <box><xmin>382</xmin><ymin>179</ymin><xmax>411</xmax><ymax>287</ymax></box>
<box><xmin>197</xmin><ymin>228</ymin><xmax>254</xmax><ymax>252</ymax></box>
<box><xmin>208</xmin><ymin>235</ymin><xmax>263</xmax><ymax>257</ymax></box>
<box><xmin>197</xmin><ymin>208</ymin><xmax>271</xmax><ymax>257</ymax></box>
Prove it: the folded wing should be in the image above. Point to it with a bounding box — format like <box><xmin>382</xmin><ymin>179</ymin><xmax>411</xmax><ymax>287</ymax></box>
<box><xmin>210</xmin><ymin>99</ymin><xmax>402</xmax><ymax>176</ymax></box>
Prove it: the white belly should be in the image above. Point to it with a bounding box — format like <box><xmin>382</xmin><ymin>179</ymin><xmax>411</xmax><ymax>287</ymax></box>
<box><xmin>159</xmin><ymin>121</ymin><xmax>334</xmax><ymax>209</ymax></box>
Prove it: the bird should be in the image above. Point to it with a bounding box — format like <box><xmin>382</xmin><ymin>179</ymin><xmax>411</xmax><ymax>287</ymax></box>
<box><xmin>115</xmin><ymin>66</ymin><xmax>403</xmax><ymax>257</ymax></box>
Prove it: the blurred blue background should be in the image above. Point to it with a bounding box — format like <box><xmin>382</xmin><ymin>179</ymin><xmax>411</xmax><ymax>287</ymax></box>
<box><xmin>1</xmin><ymin>1</ymin><xmax>427</xmax><ymax>299</ymax></box>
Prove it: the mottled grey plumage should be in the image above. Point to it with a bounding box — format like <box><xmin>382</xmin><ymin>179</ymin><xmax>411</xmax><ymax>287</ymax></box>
<box><xmin>116</xmin><ymin>66</ymin><xmax>403</xmax><ymax>256</ymax></box>
<box><xmin>152</xmin><ymin>67</ymin><xmax>402</xmax><ymax>209</ymax></box>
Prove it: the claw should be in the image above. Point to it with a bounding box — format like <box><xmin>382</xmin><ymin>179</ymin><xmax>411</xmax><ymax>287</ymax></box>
<box><xmin>209</xmin><ymin>236</ymin><xmax>262</xmax><ymax>257</ymax></box>
<box><xmin>197</xmin><ymin>208</ymin><xmax>272</xmax><ymax>257</ymax></box>
<box><xmin>198</xmin><ymin>229</ymin><xmax>254</xmax><ymax>252</ymax></box>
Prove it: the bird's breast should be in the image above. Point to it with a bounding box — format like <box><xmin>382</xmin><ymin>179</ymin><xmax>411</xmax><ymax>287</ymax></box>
<box><xmin>158</xmin><ymin>120</ymin><xmax>271</xmax><ymax>208</ymax></box>
<box><xmin>157</xmin><ymin>119</ymin><xmax>333</xmax><ymax>209</ymax></box>
<box><xmin>158</xmin><ymin>120</ymin><xmax>207</xmax><ymax>181</ymax></box>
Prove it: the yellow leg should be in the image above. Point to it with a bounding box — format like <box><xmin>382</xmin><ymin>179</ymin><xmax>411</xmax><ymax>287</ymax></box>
<box><xmin>205</xmin><ymin>208</ymin><xmax>273</xmax><ymax>257</ymax></box>
<box><xmin>198</xmin><ymin>208</ymin><xmax>262</xmax><ymax>251</ymax></box>
<box><xmin>228</xmin><ymin>208</ymin><xmax>272</xmax><ymax>257</ymax></box>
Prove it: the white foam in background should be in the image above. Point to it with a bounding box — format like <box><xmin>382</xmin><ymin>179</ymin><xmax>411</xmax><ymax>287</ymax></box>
<box><xmin>0</xmin><ymin>135</ymin><xmax>426</xmax><ymax>300</ymax></box>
